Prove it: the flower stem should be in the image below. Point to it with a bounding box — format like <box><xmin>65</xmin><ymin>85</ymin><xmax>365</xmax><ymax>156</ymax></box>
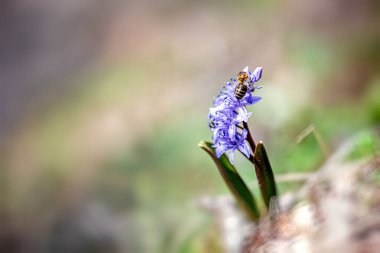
<box><xmin>243</xmin><ymin>122</ymin><xmax>256</xmax><ymax>154</ymax></box>
<box><xmin>248</xmin><ymin>155</ymin><xmax>263</xmax><ymax>179</ymax></box>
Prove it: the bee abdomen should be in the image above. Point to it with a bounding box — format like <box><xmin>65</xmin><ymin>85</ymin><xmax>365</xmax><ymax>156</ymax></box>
<box><xmin>235</xmin><ymin>84</ymin><xmax>248</xmax><ymax>99</ymax></box>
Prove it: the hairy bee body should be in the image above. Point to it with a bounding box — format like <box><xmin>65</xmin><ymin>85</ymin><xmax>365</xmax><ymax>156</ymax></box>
<box><xmin>235</xmin><ymin>83</ymin><xmax>248</xmax><ymax>99</ymax></box>
<box><xmin>235</xmin><ymin>71</ymin><xmax>250</xmax><ymax>99</ymax></box>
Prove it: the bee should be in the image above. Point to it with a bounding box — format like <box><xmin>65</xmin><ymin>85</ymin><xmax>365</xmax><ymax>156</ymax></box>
<box><xmin>235</xmin><ymin>71</ymin><xmax>252</xmax><ymax>99</ymax></box>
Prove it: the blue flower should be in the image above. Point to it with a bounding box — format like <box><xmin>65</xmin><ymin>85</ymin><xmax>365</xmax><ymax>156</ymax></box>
<box><xmin>208</xmin><ymin>66</ymin><xmax>263</xmax><ymax>164</ymax></box>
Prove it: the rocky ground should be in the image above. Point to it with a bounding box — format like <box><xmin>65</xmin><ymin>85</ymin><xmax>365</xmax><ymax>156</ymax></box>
<box><xmin>200</xmin><ymin>135</ymin><xmax>380</xmax><ymax>253</ymax></box>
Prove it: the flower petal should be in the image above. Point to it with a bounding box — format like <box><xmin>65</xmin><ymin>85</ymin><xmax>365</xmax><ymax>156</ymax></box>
<box><xmin>228</xmin><ymin>124</ymin><xmax>237</xmax><ymax>139</ymax></box>
<box><xmin>240</xmin><ymin>129</ymin><xmax>248</xmax><ymax>141</ymax></box>
<box><xmin>215</xmin><ymin>145</ymin><xmax>229</xmax><ymax>158</ymax></box>
<box><xmin>209</xmin><ymin>104</ymin><xmax>225</xmax><ymax>116</ymax></box>
<box><xmin>245</xmin><ymin>94</ymin><xmax>262</xmax><ymax>105</ymax></box>
<box><xmin>237</xmin><ymin>107</ymin><xmax>251</xmax><ymax>122</ymax></box>
<box><xmin>228</xmin><ymin>150</ymin><xmax>235</xmax><ymax>164</ymax></box>
<box><xmin>238</xmin><ymin>141</ymin><xmax>251</xmax><ymax>158</ymax></box>
<box><xmin>252</xmin><ymin>67</ymin><xmax>263</xmax><ymax>82</ymax></box>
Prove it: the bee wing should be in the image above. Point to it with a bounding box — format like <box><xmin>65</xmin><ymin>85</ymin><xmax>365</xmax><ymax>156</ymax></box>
<box><xmin>246</xmin><ymin>81</ymin><xmax>255</xmax><ymax>91</ymax></box>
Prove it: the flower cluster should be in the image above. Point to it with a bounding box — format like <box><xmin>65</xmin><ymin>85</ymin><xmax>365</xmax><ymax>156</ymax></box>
<box><xmin>208</xmin><ymin>66</ymin><xmax>263</xmax><ymax>164</ymax></box>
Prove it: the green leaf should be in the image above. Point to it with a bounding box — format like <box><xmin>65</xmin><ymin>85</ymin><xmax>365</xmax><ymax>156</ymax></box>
<box><xmin>198</xmin><ymin>141</ymin><xmax>260</xmax><ymax>221</ymax></box>
<box><xmin>253</xmin><ymin>141</ymin><xmax>278</xmax><ymax>210</ymax></box>
<box><xmin>346</xmin><ymin>130</ymin><xmax>380</xmax><ymax>161</ymax></box>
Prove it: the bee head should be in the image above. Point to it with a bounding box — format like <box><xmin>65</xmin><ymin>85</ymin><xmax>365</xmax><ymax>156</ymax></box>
<box><xmin>237</xmin><ymin>71</ymin><xmax>249</xmax><ymax>83</ymax></box>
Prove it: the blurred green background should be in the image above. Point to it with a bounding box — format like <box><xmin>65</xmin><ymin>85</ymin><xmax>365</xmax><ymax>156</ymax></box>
<box><xmin>0</xmin><ymin>0</ymin><xmax>379</xmax><ymax>252</ymax></box>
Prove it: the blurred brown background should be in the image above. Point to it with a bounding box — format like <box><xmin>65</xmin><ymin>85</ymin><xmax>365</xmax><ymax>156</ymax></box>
<box><xmin>0</xmin><ymin>0</ymin><xmax>379</xmax><ymax>252</ymax></box>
